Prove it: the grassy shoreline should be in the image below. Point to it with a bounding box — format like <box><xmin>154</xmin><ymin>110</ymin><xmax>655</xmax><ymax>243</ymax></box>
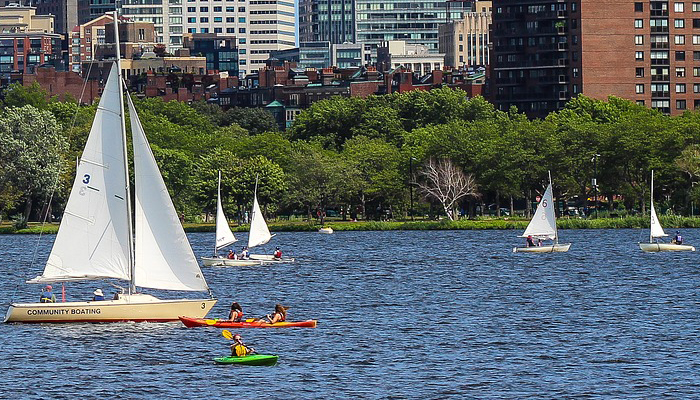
<box><xmin>4</xmin><ymin>216</ymin><xmax>700</xmax><ymax>234</ymax></box>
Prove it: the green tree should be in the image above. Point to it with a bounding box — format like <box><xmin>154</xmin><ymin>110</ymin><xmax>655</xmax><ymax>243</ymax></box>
<box><xmin>2</xmin><ymin>82</ymin><xmax>49</xmax><ymax>109</ymax></box>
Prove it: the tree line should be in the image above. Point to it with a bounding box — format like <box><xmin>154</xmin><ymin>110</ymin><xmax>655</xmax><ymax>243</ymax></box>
<box><xmin>2</xmin><ymin>82</ymin><xmax>700</xmax><ymax>225</ymax></box>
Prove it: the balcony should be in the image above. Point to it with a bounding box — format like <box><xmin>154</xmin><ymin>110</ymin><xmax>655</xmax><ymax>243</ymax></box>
<box><xmin>651</xmin><ymin>26</ymin><xmax>670</xmax><ymax>33</ymax></box>
<box><xmin>558</xmin><ymin>91</ymin><xmax>570</xmax><ymax>100</ymax></box>
<box><xmin>651</xmin><ymin>42</ymin><xmax>670</xmax><ymax>49</ymax></box>
<box><xmin>651</xmin><ymin>74</ymin><xmax>671</xmax><ymax>81</ymax></box>
<box><xmin>650</xmin><ymin>9</ymin><xmax>669</xmax><ymax>17</ymax></box>
<box><xmin>651</xmin><ymin>59</ymin><xmax>670</xmax><ymax>65</ymax></box>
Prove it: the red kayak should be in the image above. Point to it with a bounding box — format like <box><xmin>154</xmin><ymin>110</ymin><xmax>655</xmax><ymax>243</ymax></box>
<box><xmin>179</xmin><ymin>316</ymin><xmax>317</xmax><ymax>328</ymax></box>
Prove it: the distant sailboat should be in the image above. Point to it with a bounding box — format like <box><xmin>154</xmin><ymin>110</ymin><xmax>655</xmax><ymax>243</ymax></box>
<box><xmin>513</xmin><ymin>172</ymin><xmax>571</xmax><ymax>253</ymax></box>
<box><xmin>246</xmin><ymin>177</ymin><xmax>294</xmax><ymax>263</ymax></box>
<box><xmin>3</xmin><ymin>15</ymin><xmax>216</xmax><ymax>322</ymax></box>
<box><xmin>201</xmin><ymin>172</ymin><xmax>263</xmax><ymax>267</ymax></box>
<box><xmin>639</xmin><ymin>170</ymin><xmax>695</xmax><ymax>252</ymax></box>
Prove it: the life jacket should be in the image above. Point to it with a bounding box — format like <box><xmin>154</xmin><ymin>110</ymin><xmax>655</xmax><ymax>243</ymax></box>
<box><xmin>230</xmin><ymin>310</ymin><xmax>243</xmax><ymax>322</ymax></box>
<box><xmin>273</xmin><ymin>311</ymin><xmax>286</xmax><ymax>322</ymax></box>
<box><xmin>234</xmin><ymin>344</ymin><xmax>250</xmax><ymax>357</ymax></box>
<box><xmin>40</xmin><ymin>293</ymin><xmax>55</xmax><ymax>303</ymax></box>
<box><xmin>274</xmin><ymin>250</ymin><xmax>282</xmax><ymax>258</ymax></box>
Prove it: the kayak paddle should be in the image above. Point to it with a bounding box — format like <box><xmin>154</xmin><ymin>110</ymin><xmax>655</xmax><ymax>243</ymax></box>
<box><xmin>222</xmin><ymin>329</ymin><xmax>234</xmax><ymax>340</ymax></box>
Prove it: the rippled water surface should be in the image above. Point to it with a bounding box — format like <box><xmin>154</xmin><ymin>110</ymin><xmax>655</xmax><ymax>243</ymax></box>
<box><xmin>2</xmin><ymin>229</ymin><xmax>700</xmax><ymax>398</ymax></box>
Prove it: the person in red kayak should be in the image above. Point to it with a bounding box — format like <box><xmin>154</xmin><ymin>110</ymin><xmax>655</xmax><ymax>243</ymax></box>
<box><xmin>273</xmin><ymin>247</ymin><xmax>282</xmax><ymax>260</ymax></box>
<box><xmin>266</xmin><ymin>303</ymin><xmax>288</xmax><ymax>323</ymax></box>
<box><xmin>228</xmin><ymin>302</ymin><xmax>243</xmax><ymax>322</ymax></box>
<box><xmin>231</xmin><ymin>334</ymin><xmax>255</xmax><ymax>357</ymax></box>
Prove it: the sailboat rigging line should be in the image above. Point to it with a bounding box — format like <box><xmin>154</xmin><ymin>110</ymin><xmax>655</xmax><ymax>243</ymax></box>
<box><xmin>26</xmin><ymin>56</ymin><xmax>98</xmax><ymax>288</ymax></box>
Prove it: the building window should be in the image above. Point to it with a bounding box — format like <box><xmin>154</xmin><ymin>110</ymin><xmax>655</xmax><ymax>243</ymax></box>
<box><xmin>239</xmin><ymin>49</ymin><xmax>246</xmax><ymax>54</ymax></box>
<box><xmin>678</xmin><ymin>67</ymin><xmax>687</xmax><ymax>76</ymax></box>
<box><xmin>227</xmin><ymin>17</ymin><xmax>234</xmax><ymax>22</ymax></box>
<box><xmin>239</xmin><ymin>28</ymin><xmax>246</xmax><ymax>33</ymax></box>
<box><xmin>694</xmin><ymin>51</ymin><xmax>700</xmax><ymax>59</ymax></box>
<box><xmin>214</xmin><ymin>6</ymin><xmax>222</xmax><ymax>11</ymax></box>
<box><xmin>214</xmin><ymin>27</ymin><xmax>222</xmax><ymax>33</ymax></box>
<box><xmin>637</xmin><ymin>100</ymin><xmax>645</xmax><ymax>106</ymax></box>
<box><xmin>200</xmin><ymin>6</ymin><xmax>208</xmax><ymax>11</ymax></box>
<box><xmin>636</xmin><ymin>51</ymin><xmax>644</xmax><ymax>60</ymax></box>
<box><xmin>636</xmin><ymin>67</ymin><xmax>645</xmax><ymax>77</ymax></box>
<box><xmin>636</xmin><ymin>84</ymin><xmax>645</xmax><ymax>94</ymax></box>
<box><xmin>188</xmin><ymin>28</ymin><xmax>196</xmax><ymax>33</ymax></box>
<box><xmin>675</xmin><ymin>19</ymin><xmax>686</xmax><ymax>28</ymax></box>
<box><xmin>636</xmin><ymin>35</ymin><xmax>644</xmax><ymax>45</ymax></box>
<box><xmin>677</xmin><ymin>83</ymin><xmax>687</xmax><ymax>92</ymax></box>
<box><xmin>239</xmin><ymin>17</ymin><xmax>246</xmax><ymax>22</ymax></box>
<box><xmin>694</xmin><ymin>83</ymin><xmax>700</xmax><ymax>92</ymax></box>
<box><xmin>694</xmin><ymin>67</ymin><xmax>700</xmax><ymax>76</ymax></box>
<box><xmin>239</xmin><ymin>6</ymin><xmax>245</xmax><ymax>11</ymax></box>
<box><xmin>227</xmin><ymin>28</ymin><xmax>235</xmax><ymax>33</ymax></box>
<box><xmin>201</xmin><ymin>17</ymin><xmax>209</xmax><ymax>22</ymax></box>
<box><xmin>635</xmin><ymin>19</ymin><xmax>644</xmax><ymax>28</ymax></box>
<box><xmin>138</xmin><ymin>29</ymin><xmax>145</xmax><ymax>41</ymax></box>
<box><xmin>677</xmin><ymin>51</ymin><xmax>686</xmax><ymax>60</ymax></box>
<box><xmin>239</xmin><ymin>38</ymin><xmax>246</xmax><ymax>44</ymax></box>
<box><xmin>573</xmin><ymin>67</ymin><xmax>579</xmax><ymax>77</ymax></box>
<box><xmin>677</xmin><ymin>100</ymin><xmax>687</xmax><ymax>110</ymax></box>
<box><xmin>187</xmin><ymin>17</ymin><xmax>196</xmax><ymax>23</ymax></box>
<box><xmin>201</xmin><ymin>28</ymin><xmax>209</xmax><ymax>33</ymax></box>
<box><xmin>677</xmin><ymin>35</ymin><xmax>686</xmax><ymax>44</ymax></box>
<box><xmin>214</xmin><ymin>17</ymin><xmax>222</xmax><ymax>22</ymax></box>
<box><xmin>694</xmin><ymin>19</ymin><xmax>700</xmax><ymax>28</ymax></box>
<box><xmin>635</xmin><ymin>2</ymin><xmax>644</xmax><ymax>12</ymax></box>
<box><xmin>187</xmin><ymin>6</ymin><xmax>195</xmax><ymax>11</ymax></box>
<box><xmin>694</xmin><ymin>35</ymin><xmax>700</xmax><ymax>44</ymax></box>
<box><xmin>694</xmin><ymin>2</ymin><xmax>700</xmax><ymax>12</ymax></box>
<box><xmin>676</xmin><ymin>2</ymin><xmax>685</xmax><ymax>12</ymax></box>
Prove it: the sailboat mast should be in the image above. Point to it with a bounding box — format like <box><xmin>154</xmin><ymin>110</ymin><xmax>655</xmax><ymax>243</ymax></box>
<box><xmin>215</xmin><ymin>170</ymin><xmax>221</xmax><ymax>257</ymax></box>
<box><xmin>549</xmin><ymin>170</ymin><xmax>559</xmax><ymax>245</ymax></box>
<box><xmin>113</xmin><ymin>11</ymin><xmax>136</xmax><ymax>293</ymax></box>
<box><xmin>650</xmin><ymin>170</ymin><xmax>654</xmax><ymax>244</ymax></box>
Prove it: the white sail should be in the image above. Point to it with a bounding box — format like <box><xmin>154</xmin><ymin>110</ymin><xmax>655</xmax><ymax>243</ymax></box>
<box><xmin>520</xmin><ymin>183</ymin><xmax>557</xmax><ymax>239</ymax></box>
<box><xmin>248</xmin><ymin>193</ymin><xmax>273</xmax><ymax>248</ymax></box>
<box><xmin>215</xmin><ymin>171</ymin><xmax>237</xmax><ymax>250</ymax></box>
<box><xmin>30</xmin><ymin>63</ymin><xmax>130</xmax><ymax>283</ymax></box>
<box><xmin>128</xmin><ymin>95</ymin><xmax>209</xmax><ymax>292</ymax></box>
<box><xmin>650</xmin><ymin>202</ymin><xmax>666</xmax><ymax>238</ymax></box>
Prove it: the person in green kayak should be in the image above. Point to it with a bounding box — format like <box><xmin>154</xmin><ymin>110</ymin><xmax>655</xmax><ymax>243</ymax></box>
<box><xmin>231</xmin><ymin>334</ymin><xmax>255</xmax><ymax>357</ymax></box>
<box><xmin>266</xmin><ymin>303</ymin><xmax>288</xmax><ymax>323</ymax></box>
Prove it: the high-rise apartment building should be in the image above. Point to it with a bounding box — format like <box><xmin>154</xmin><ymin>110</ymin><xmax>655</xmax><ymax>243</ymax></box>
<box><xmin>492</xmin><ymin>1</ymin><xmax>700</xmax><ymax>118</ymax></box>
<box><xmin>298</xmin><ymin>0</ymin><xmax>355</xmax><ymax>44</ymax></box>
<box><xmin>354</xmin><ymin>0</ymin><xmax>472</xmax><ymax>63</ymax></box>
<box><xmin>439</xmin><ymin>0</ymin><xmax>492</xmax><ymax>68</ymax></box>
<box><xmin>34</xmin><ymin>0</ymin><xmax>78</xmax><ymax>34</ymax></box>
<box><xmin>120</xmin><ymin>0</ymin><xmax>177</xmax><ymax>47</ymax></box>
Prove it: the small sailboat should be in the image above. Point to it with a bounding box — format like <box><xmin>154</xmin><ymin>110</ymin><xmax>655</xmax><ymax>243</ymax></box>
<box><xmin>318</xmin><ymin>227</ymin><xmax>334</xmax><ymax>234</ymax></box>
<box><xmin>201</xmin><ymin>172</ymin><xmax>263</xmax><ymax>267</ymax></box>
<box><xmin>513</xmin><ymin>172</ymin><xmax>571</xmax><ymax>253</ymax></box>
<box><xmin>3</xmin><ymin>15</ymin><xmax>216</xmax><ymax>323</ymax></box>
<box><xmin>639</xmin><ymin>170</ymin><xmax>695</xmax><ymax>252</ymax></box>
<box><xmin>246</xmin><ymin>179</ymin><xmax>294</xmax><ymax>263</ymax></box>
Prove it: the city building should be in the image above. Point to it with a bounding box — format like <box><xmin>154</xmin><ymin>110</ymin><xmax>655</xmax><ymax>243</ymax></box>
<box><xmin>178</xmin><ymin>0</ymin><xmax>295</xmax><ymax>76</ymax></box>
<box><xmin>78</xmin><ymin>0</ymin><xmax>116</xmax><ymax>26</ymax></box>
<box><xmin>354</xmin><ymin>0</ymin><xmax>473</xmax><ymax>63</ymax></box>
<box><xmin>0</xmin><ymin>5</ymin><xmax>63</xmax><ymax>80</ymax></box>
<box><xmin>68</xmin><ymin>14</ymin><xmax>111</xmax><ymax>73</ymax></box>
<box><xmin>439</xmin><ymin>0</ymin><xmax>492</xmax><ymax>68</ymax></box>
<box><xmin>120</xmin><ymin>0</ymin><xmax>179</xmax><ymax>48</ymax></box>
<box><xmin>332</xmin><ymin>42</ymin><xmax>363</xmax><ymax>68</ymax></box>
<box><xmin>183</xmin><ymin>33</ymin><xmax>238</xmax><ymax>76</ymax></box>
<box><xmin>34</xmin><ymin>0</ymin><xmax>78</xmax><ymax>34</ymax></box>
<box><xmin>299</xmin><ymin>41</ymin><xmax>330</xmax><ymax>69</ymax></box>
<box><xmin>298</xmin><ymin>0</ymin><xmax>355</xmax><ymax>44</ymax></box>
<box><xmin>490</xmin><ymin>1</ymin><xmax>698</xmax><ymax>118</ymax></box>
<box><xmin>376</xmin><ymin>40</ymin><xmax>445</xmax><ymax>75</ymax></box>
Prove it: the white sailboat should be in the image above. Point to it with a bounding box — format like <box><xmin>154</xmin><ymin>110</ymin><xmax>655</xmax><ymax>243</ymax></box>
<box><xmin>201</xmin><ymin>172</ymin><xmax>263</xmax><ymax>267</ymax></box>
<box><xmin>4</xmin><ymin>15</ymin><xmax>216</xmax><ymax>322</ymax></box>
<box><xmin>245</xmin><ymin>178</ymin><xmax>294</xmax><ymax>262</ymax></box>
<box><xmin>639</xmin><ymin>170</ymin><xmax>695</xmax><ymax>252</ymax></box>
<box><xmin>513</xmin><ymin>172</ymin><xmax>571</xmax><ymax>253</ymax></box>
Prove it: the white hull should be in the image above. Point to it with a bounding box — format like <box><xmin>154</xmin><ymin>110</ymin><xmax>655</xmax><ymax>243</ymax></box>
<box><xmin>639</xmin><ymin>242</ymin><xmax>696</xmax><ymax>252</ymax></box>
<box><xmin>318</xmin><ymin>227</ymin><xmax>333</xmax><ymax>234</ymax></box>
<box><xmin>201</xmin><ymin>257</ymin><xmax>264</xmax><ymax>267</ymax></box>
<box><xmin>513</xmin><ymin>243</ymin><xmax>571</xmax><ymax>253</ymax></box>
<box><xmin>248</xmin><ymin>254</ymin><xmax>296</xmax><ymax>263</ymax></box>
<box><xmin>4</xmin><ymin>293</ymin><xmax>216</xmax><ymax>323</ymax></box>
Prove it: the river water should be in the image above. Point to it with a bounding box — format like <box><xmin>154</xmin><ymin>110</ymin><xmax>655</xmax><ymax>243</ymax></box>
<box><xmin>1</xmin><ymin>229</ymin><xmax>700</xmax><ymax>398</ymax></box>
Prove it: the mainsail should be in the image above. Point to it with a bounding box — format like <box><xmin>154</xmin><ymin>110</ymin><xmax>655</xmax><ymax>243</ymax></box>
<box><xmin>30</xmin><ymin>63</ymin><xmax>130</xmax><ymax>283</ymax></box>
<box><xmin>520</xmin><ymin>183</ymin><xmax>557</xmax><ymax>240</ymax></box>
<box><xmin>649</xmin><ymin>170</ymin><xmax>667</xmax><ymax>239</ymax></box>
<box><xmin>248</xmin><ymin>192</ymin><xmax>273</xmax><ymax>248</ymax></box>
<box><xmin>215</xmin><ymin>171</ymin><xmax>237</xmax><ymax>250</ymax></box>
<box><xmin>128</xmin><ymin>95</ymin><xmax>210</xmax><ymax>292</ymax></box>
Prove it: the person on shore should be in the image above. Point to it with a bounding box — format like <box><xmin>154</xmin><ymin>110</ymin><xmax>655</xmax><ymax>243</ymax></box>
<box><xmin>673</xmin><ymin>231</ymin><xmax>683</xmax><ymax>245</ymax></box>
<box><xmin>228</xmin><ymin>302</ymin><xmax>244</xmax><ymax>322</ymax></box>
<box><xmin>231</xmin><ymin>334</ymin><xmax>255</xmax><ymax>357</ymax></box>
<box><xmin>240</xmin><ymin>247</ymin><xmax>250</xmax><ymax>260</ymax></box>
<box><xmin>266</xmin><ymin>303</ymin><xmax>288</xmax><ymax>323</ymax></box>
<box><xmin>273</xmin><ymin>247</ymin><xmax>282</xmax><ymax>260</ymax></box>
<box><xmin>40</xmin><ymin>285</ymin><xmax>56</xmax><ymax>303</ymax></box>
<box><xmin>92</xmin><ymin>289</ymin><xmax>105</xmax><ymax>301</ymax></box>
<box><xmin>526</xmin><ymin>235</ymin><xmax>535</xmax><ymax>247</ymax></box>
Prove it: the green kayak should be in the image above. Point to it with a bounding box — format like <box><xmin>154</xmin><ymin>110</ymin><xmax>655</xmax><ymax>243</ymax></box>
<box><xmin>213</xmin><ymin>354</ymin><xmax>279</xmax><ymax>366</ymax></box>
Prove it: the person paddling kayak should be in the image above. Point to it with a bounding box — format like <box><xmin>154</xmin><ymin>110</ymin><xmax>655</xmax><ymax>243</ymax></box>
<box><xmin>231</xmin><ymin>334</ymin><xmax>255</xmax><ymax>357</ymax></box>
<box><xmin>266</xmin><ymin>304</ymin><xmax>288</xmax><ymax>323</ymax></box>
<box><xmin>228</xmin><ymin>302</ymin><xmax>243</xmax><ymax>322</ymax></box>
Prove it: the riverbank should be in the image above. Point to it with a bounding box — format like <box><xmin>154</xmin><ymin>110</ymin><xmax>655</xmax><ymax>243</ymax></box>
<box><xmin>4</xmin><ymin>216</ymin><xmax>700</xmax><ymax>234</ymax></box>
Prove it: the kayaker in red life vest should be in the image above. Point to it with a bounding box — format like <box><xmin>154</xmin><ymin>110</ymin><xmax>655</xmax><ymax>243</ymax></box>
<box><xmin>273</xmin><ymin>247</ymin><xmax>282</xmax><ymax>260</ymax></box>
<box><xmin>228</xmin><ymin>302</ymin><xmax>243</xmax><ymax>322</ymax></box>
<box><xmin>266</xmin><ymin>303</ymin><xmax>288</xmax><ymax>323</ymax></box>
<box><xmin>231</xmin><ymin>334</ymin><xmax>255</xmax><ymax>357</ymax></box>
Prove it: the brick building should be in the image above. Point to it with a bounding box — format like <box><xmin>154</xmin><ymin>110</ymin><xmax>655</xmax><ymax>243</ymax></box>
<box><xmin>491</xmin><ymin>0</ymin><xmax>700</xmax><ymax>118</ymax></box>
